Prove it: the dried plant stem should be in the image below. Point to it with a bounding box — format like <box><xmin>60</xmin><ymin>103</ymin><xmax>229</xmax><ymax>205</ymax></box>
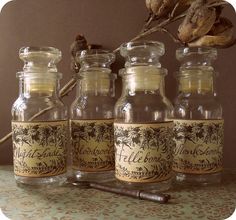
<box><xmin>0</xmin><ymin>77</ymin><xmax>77</xmax><ymax>145</ymax></box>
<box><xmin>0</xmin><ymin>0</ymin><xmax>230</xmax><ymax>146</ymax></box>
<box><xmin>142</xmin><ymin>14</ymin><xmax>156</xmax><ymax>32</ymax></box>
<box><xmin>161</xmin><ymin>28</ymin><xmax>181</xmax><ymax>43</ymax></box>
<box><xmin>59</xmin><ymin>77</ymin><xmax>77</xmax><ymax>97</ymax></box>
<box><xmin>0</xmin><ymin>6</ymin><xmax>185</xmax><ymax>146</ymax></box>
<box><xmin>113</xmin><ymin>0</ymin><xmax>227</xmax><ymax>53</ymax></box>
<box><xmin>133</xmin><ymin>13</ymin><xmax>186</xmax><ymax>40</ymax></box>
<box><xmin>113</xmin><ymin>12</ymin><xmax>186</xmax><ymax>53</ymax></box>
<box><xmin>0</xmin><ymin>132</ymin><xmax>12</xmax><ymax>144</ymax></box>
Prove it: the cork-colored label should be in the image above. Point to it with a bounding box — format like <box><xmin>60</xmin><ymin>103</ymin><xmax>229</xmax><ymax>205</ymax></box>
<box><xmin>114</xmin><ymin>122</ymin><xmax>173</xmax><ymax>183</ymax></box>
<box><xmin>12</xmin><ymin>121</ymin><xmax>68</xmax><ymax>177</ymax></box>
<box><xmin>173</xmin><ymin>119</ymin><xmax>224</xmax><ymax>174</ymax></box>
<box><xmin>71</xmin><ymin>119</ymin><xmax>114</xmax><ymax>172</ymax></box>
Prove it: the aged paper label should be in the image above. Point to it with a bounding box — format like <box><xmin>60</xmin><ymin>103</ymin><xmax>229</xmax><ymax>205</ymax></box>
<box><xmin>12</xmin><ymin>121</ymin><xmax>68</xmax><ymax>177</ymax></box>
<box><xmin>71</xmin><ymin>119</ymin><xmax>114</xmax><ymax>172</ymax></box>
<box><xmin>173</xmin><ymin>119</ymin><xmax>224</xmax><ymax>174</ymax></box>
<box><xmin>114</xmin><ymin>122</ymin><xmax>173</xmax><ymax>183</ymax></box>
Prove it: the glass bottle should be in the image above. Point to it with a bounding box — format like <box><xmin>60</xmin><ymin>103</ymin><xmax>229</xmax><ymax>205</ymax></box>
<box><xmin>172</xmin><ymin>47</ymin><xmax>223</xmax><ymax>185</ymax></box>
<box><xmin>114</xmin><ymin>41</ymin><xmax>173</xmax><ymax>191</ymax></box>
<box><xmin>70</xmin><ymin>50</ymin><xmax>116</xmax><ymax>182</ymax></box>
<box><xmin>12</xmin><ymin>47</ymin><xmax>68</xmax><ymax>186</ymax></box>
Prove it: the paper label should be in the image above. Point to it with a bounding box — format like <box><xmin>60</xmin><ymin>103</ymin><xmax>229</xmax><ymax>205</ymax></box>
<box><xmin>114</xmin><ymin>122</ymin><xmax>173</xmax><ymax>183</ymax></box>
<box><xmin>12</xmin><ymin>121</ymin><xmax>68</xmax><ymax>177</ymax></box>
<box><xmin>173</xmin><ymin>119</ymin><xmax>224</xmax><ymax>174</ymax></box>
<box><xmin>71</xmin><ymin>119</ymin><xmax>114</xmax><ymax>172</ymax></box>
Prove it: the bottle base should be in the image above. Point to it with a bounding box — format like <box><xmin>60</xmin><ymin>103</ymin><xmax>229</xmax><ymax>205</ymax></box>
<box><xmin>174</xmin><ymin>172</ymin><xmax>221</xmax><ymax>186</ymax></box>
<box><xmin>114</xmin><ymin>178</ymin><xmax>172</xmax><ymax>192</ymax></box>
<box><xmin>73</xmin><ymin>170</ymin><xmax>115</xmax><ymax>183</ymax></box>
<box><xmin>15</xmin><ymin>173</ymin><xmax>67</xmax><ymax>187</ymax></box>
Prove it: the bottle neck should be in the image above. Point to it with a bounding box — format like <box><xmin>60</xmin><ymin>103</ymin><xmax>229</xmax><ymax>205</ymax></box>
<box><xmin>76</xmin><ymin>70</ymin><xmax>115</xmax><ymax>97</ymax></box>
<box><xmin>19</xmin><ymin>77</ymin><xmax>59</xmax><ymax>98</ymax></box>
<box><xmin>178</xmin><ymin>70</ymin><xmax>215</xmax><ymax>95</ymax></box>
<box><xmin>121</xmin><ymin>66</ymin><xmax>166</xmax><ymax>95</ymax></box>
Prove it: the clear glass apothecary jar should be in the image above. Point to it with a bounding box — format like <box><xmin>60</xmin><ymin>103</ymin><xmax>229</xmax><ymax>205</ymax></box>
<box><xmin>172</xmin><ymin>47</ymin><xmax>224</xmax><ymax>185</ymax></box>
<box><xmin>70</xmin><ymin>50</ymin><xmax>116</xmax><ymax>182</ymax></box>
<box><xmin>114</xmin><ymin>41</ymin><xmax>173</xmax><ymax>191</ymax></box>
<box><xmin>12</xmin><ymin>47</ymin><xmax>68</xmax><ymax>186</ymax></box>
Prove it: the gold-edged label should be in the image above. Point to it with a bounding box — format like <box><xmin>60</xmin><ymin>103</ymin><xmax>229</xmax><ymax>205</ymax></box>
<box><xmin>12</xmin><ymin>121</ymin><xmax>68</xmax><ymax>177</ymax></box>
<box><xmin>173</xmin><ymin>119</ymin><xmax>224</xmax><ymax>174</ymax></box>
<box><xmin>114</xmin><ymin>122</ymin><xmax>173</xmax><ymax>183</ymax></box>
<box><xmin>71</xmin><ymin>119</ymin><xmax>114</xmax><ymax>172</ymax></box>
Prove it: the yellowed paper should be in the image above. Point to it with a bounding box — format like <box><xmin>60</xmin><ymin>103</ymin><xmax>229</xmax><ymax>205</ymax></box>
<box><xmin>12</xmin><ymin>121</ymin><xmax>68</xmax><ymax>177</ymax></box>
<box><xmin>71</xmin><ymin>119</ymin><xmax>114</xmax><ymax>172</ymax></box>
<box><xmin>173</xmin><ymin>119</ymin><xmax>224</xmax><ymax>174</ymax></box>
<box><xmin>114</xmin><ymin>122</ymin><xmax>173</xmax><ymax>183</ymax></box>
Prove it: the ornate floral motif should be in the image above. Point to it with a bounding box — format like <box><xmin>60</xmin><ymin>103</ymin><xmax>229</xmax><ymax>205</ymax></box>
<box><xmin>114</xmin><ymin>122</ymin><xmax>173</xmax><ymax>183</ymax></box>
<box><xmin>173</xmin><ymin>119</ymin><xmax>224</xmax><ymax>174</ymax></box>
<box><xmin>12</xmin><ymin>121</ymin><xmax>68</xmax><ymax>177</ymax></box>
<box><xmin>71</xmin><ymin>119</ymin><xmax>114</xmax><ymax>171</ymax></box>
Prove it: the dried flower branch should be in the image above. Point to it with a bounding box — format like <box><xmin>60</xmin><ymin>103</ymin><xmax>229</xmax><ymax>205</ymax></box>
<box><xmin>114</xmin><ymin>6</ymin><xmax>187</xmax><ymax>53</ymax></box>
<box><xmin>0</xmin><ymin>0</ymin><xmax>235</xmax><ymax>147</ymax></box>
<box><xmin>140</xmin><ymin>0</ymin><xmax>235</xmax><ymax>49</ymax></box>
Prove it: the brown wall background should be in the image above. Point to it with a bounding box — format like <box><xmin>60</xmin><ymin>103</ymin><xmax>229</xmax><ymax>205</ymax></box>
<box><xmin>0</xmin><ymin>0</ymin><xmax>235</xmax><ymax>168</ymax></box>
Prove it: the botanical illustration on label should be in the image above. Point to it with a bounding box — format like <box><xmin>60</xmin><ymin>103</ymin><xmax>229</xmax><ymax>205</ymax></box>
<box><xmin>173</xmin><ymin>119</ymin><xmax>224</xmax><ymax>174</ymax></box>
<box><xmin>71</xmin><ymin>119</ymin><xmax>114</xmax><ymax>172</ymax></box>
<box><xmin>114</xmin><ymin>122</ymin><xmax>173</xmax><ymax>183</ymax></box>
<box><xmin>12</xmin><ymin>121</ymin><xmax>67</xmax><ymax>177</ymax></box>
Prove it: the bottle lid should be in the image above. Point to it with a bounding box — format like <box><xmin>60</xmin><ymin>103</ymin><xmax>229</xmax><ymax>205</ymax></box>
<box><xmin>120</xmin><ymin>41</ymin><xmax>165</xmax><ymax>68</ymax></box>
<box><xmin>17</xmin><ymin>46</ymin><xmax>62</xmax><ymax>92</ymax></box>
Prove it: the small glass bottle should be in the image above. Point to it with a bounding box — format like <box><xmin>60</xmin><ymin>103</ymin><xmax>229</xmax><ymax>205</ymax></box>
<box><xmin>114</xmin><ymin>41</ymin><xmax>173</xmax><ymax>191</ymax></box>
<box><xmin>172</xmin><ymin>47</ymin><xmax>224</xmax><ymax>185</ymax></box>
<box><xmin>12</xmin><ymin>47</ymin><xmax>68</xmax><ymax>186</ymax></box>
<box><xmin>70</xmin><ymin>50</ymin><xmax>116</xmax><ymax>182</ymax></box>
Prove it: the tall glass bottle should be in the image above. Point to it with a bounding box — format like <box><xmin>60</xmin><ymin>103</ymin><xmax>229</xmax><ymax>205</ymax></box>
<box><xmin>12</xmin><ymin>47</ymin><xmax>68</xmax><ymax>186</ymax></box>
<box><xmin>172</xmin><ymin>47</ymin><xmax>223</xmax><ymax>185</ymax></box>
<box><xmin>114</xmin><ymin>41</ymin><xmax>173</xmax><ymax>191</ymax></box>
<box><xmin>70</xmin><ymin>50</ymin><xmax>116</xmax><ymax>182</ymax></box>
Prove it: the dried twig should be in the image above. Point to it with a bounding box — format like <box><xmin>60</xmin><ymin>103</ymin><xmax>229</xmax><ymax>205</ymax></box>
<box><xmin>142</xmin><ymin>13</ymin><xmax>156</xmax><ymax>32</ymax></box>
<box><xmin>114</xmin><ymin>12</ymin><xmax>187</xmax><ymax>53</ymax></box>
<box><xmin>0</xmin><ymin>132</ymin><xmax>12</xmax><ymax>144</ymax></box>
<box><xmin>0</xmin><ymin>0</ymin><xmax>232</xmax><ymax>147</ymax></box>
<box><xmin>161</xmin><ymin>27</ymin><xmax>181</xmax><ymax>43</ymax></box>
<box><xmin>0</xmin><ymin>2</ymin><xmax>189</xmax><ymax>146</ymax></box>
<box><xmin>59</xmin><ymin>78</ymin><xmax>77</xmax><ymax>97</ymax></box>
<box><xmin>113</xmin><ymin>0</ymin><xmax>228</xmax><ymax>53</ymax></box>
<box><xmin>170</xmin><ymin>2</ymin><xmax>180</xmax><ymax>19</ymax></box>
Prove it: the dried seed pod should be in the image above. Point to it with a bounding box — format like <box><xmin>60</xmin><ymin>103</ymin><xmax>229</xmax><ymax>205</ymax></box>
<box><xmin>208</xmin><ymin>17</ymin><xmax>233</xmax><ymax>35</ymax></box>
<box><xmin>178</xmin><ymin>0</ymin><xmax>216</xmax><ymax>43</ymax></box>
<box><xmin>145</xmin><ymin>0</ymin><xmax>175</xmax><ymax>17</ymax></box>
<box><xmin>70</xmin><ymin>34</ymin><xmax>88</xmax><ymax>58</ymax></box>
<box><xmin>188</xmin><ymin>29</ymin><xmax>234</xmax><ymax>47</ymax></box>
<box><xmin>70</xmin><ymin>34</ymin><xmax>88</xmax><ymax>73</ymax></box>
